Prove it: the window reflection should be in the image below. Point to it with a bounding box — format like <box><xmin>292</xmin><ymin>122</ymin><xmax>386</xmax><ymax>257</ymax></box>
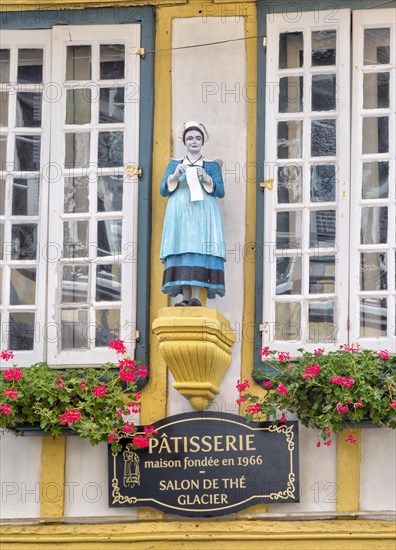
<box><xmin>309</xmin><ymin>210</ymin><xmax>336</xmax><ymax>248</ymax></box>
<box><xmin>360</xmin><ymin>298</ymin><xmax>387</xmax><ymax>337</ymax></box>
<box><xmin>12</xmin><ymin>178</ymin><xmax>40</xmax><ymax>216</ymax></box>
<box><xmin>61</xmin><ymin>309</ymin><xmax>88</xmax><ymax>349</ymax></box>
<box><xmin>0</xmin><ymin>49</ymin><xmax>10</xmax><ymax>83</ymax></box>
<box><xmin>16</xmin><ymin>92</ymin><xmax>42</xmax><ymax>127</ymax></box>
<box><xmin>100</xmin><ymin>44</ymin><xmax>125</xmax><ymax>79</ymax></box>
<box><xmin>95</xmin><ymin>309</ymin><xmax>120</xmax><ymax>346</ymax></box>
<box><xmin>364</xmin><ymin>28</ymin><xmax>390</xmax><ymax>65</ymax></box>
<box><xmin>279</xmin><ymin>32</ymin><xmax>303</xmax><ymax>69</ymax></box>
<box><xmin>66</xmin><ymin>45</ymin><xmax>91</xmax><ymax>80</ymax></box>
<box><xmin>311</xmin><ymin>30</ymin><xmax>336</xmax><ymax>66</ymax></box>
<box><xmin>14</xmin><ymin>135</ymin><xmax>41</xmax><ymax>171</ymax></box>
<box><xmin>276</xmin><ymin>257</ymin><xmax>302</xmax><ymax>295</ymax></box>
<box><xmin>17</xmin><ymin>49</ymin><xmax>43</xmax><ymax>83</ymax></box>
<box><xmin>99</xmin><ymin>88</ymin><xmax>124</xmax><ymax>123</ymax></box>
<box><xmin>10</xmin><ymin>268</ymin><xmax>36</xmax><ymax>305</ymax></box>
<box><xmin>9</xmin><ymin>312</ymin><xmax>35</xmax><ymax>350</ymax></box>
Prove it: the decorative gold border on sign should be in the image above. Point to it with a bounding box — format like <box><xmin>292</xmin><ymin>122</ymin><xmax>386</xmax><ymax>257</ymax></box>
<box><xmin>111</xmin><ymin>454</ymin><xmax>138</xmax><ymax>505</ymax></box>
<box><xmin>109</xmin><ymin>417</ymin><xmax>298</xmax><ymax>510</ymax></box>
<box><xmin>267</xmin><ymin>424</ymin><xmax>296</xmax><ymax>500</ymax></box>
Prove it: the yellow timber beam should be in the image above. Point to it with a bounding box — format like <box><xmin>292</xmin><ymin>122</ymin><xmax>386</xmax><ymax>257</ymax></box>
<box><xmin>1</xmin><ymin>520</ymin><xmax>395</xmax><ymax>549</ymax></box>
<box><xmin>39</xmin><ymin>436</ymin><xmax>66</xmax><ymax>518</ymax></box>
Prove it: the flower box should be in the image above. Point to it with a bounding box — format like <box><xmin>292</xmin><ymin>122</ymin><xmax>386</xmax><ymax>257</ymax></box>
<box><xmin>237</xmin><ymin>345</ymin><xmax>395</xmax><ymax>446</ymax></box>
<box><xmin>0</xmin><ymin>342</ymin><xmax>154</xmax><ymax>452</ymax></box>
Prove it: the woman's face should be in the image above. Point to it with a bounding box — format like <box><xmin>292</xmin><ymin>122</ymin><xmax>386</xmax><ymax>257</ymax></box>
<box><xmin>184</xmin><ymin>130</ymin><xmax>203</xmax><ymax>155</ymax></box>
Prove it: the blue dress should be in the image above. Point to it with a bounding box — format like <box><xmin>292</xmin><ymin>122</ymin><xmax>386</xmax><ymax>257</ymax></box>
<box><xmin>160</xmin><ymin>159</ymin><xmax>226</xmax><ymax>299</ymax></box>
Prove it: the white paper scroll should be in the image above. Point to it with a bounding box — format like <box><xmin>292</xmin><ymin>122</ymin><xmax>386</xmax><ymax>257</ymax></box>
<box><xmin>186</xmin><ymin>166</ymin><xmax>204</xmax><ymax>202</ymax></box>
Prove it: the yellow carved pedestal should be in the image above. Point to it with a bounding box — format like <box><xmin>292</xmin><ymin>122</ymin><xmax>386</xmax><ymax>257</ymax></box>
<box><xmin>152</xmin><ymin>307</ymin><xmax>235</xmax><ymax>411</ymax></box>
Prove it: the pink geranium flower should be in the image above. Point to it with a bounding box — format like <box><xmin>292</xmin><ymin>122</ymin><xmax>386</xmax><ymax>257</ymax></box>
<box><xmin>108</xmin><ymin>339</ymin><xmax>126</xmax><ymax>355</ymax></box>
<box><xmin>1</xmin><ymin>350</ymin><xmax>14</xmax><ymax>361</ymax></box>
<box><xmin>93</xmin><ymin>385</ymin><xmax>107</xmax><ymax>397</ymax></box>
<box><xmin>276</xmin><ymin>384</ymin><xmax>288</xmax><ymax>395</ymax></box>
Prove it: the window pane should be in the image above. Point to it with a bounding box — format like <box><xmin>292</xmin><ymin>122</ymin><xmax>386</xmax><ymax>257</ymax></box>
<box><xmin>9</xmin><ymin>312</ymin><xmax>35</xmax><ymax>350</ymax></box>
<box><xmin>95</xmin><ymin>309</ymin><xmax>120</xmax><ymax>346</ymax></box>
<box><xmin>364</xmin><ymin>28</ymin><xmax>390</xmax><ymax>65</ymax></box>
<box><xmin>308</xmin><ymin>301</ymin><xmax>336</xmax><ymax>341</ymax></box>
<box><xmin>14</xmin><ymin>135</ymin><xmax>41</xmax><ymax>171</ymax></box>
<box><xmin>362</xmin><ymin>117</ymin><xmax>388</xmax><ymax>154</ymax></box>
<box><xmin>61</xmin><ymin>309</ymin><xmax>88</xmax><ymax>349</ymax></box>
<box><xmin>310</xmin><ymin>164</ymin><xmax>336</xmax><ymax>202</ymax></box>
<box><xmin>360</xmin><ymin>252</ymin><xmax>387</xmax><ymax>291</ymax></box>
<box><xmin>0</xmin><ymin>223</ymin><xmax>3</xmax><ymax>259</ymax></box>
<box><xmin>360</xmin><ymin>298</ymin><xmax>387</xmax><ymax>337</ymax></box>
<box><xmin>0</xmin><ymin>49</ymin><xmax>10</xmax><ymax>83</ymax></box>
<box><xmin>11</xmin><ymin>224</ymin><xmax>37</xmax><ymax>260</ymax></box>
<box><xmin>12</xmin><ymin>178</ymin><xmax>39</xmax><ymax>216</ymax></box>
<box><xmin>97</xmin><ymin>175</ymin><xmax>123</xmax><ymax>212</ymax></box>
<box><xmin>361</xmin><ymin>206</ymin><xmax>388</xmax><ymax>244</ymax></box>
<box><xmin>66</xmin><ymin>89</ymin><xmax>91</xmax><ymax>125</ymax></box>
<box><xmin>277</xmin><ymin>165</ymin><xmax>302</xmax><ymax>204</ymax></box>
<box><xmin>65</xmin><ymin>133</ymin><xmax>90</xmax><ymax>168</ymax></box>
<box><xmin>0</xmin><ymin>135</ymin><xmax>6</xmax><ymax>168</ymax></box>
<box><xmin>17</xmin><ymin>49</ymin><xmax>43</xmax><ymax>83</ymax></box>
<box><xmin>276</xmin><ymin>211</ymin><xmax>302</xmax><ymax>249</ymax></box>
<box><xmin>362</xmin><ymin>161</ymin><xmax>388</xmax><ymax>199</ymax></box>
<box><xmin>309</xmin><ymin>256</ymin><xmax>335</xmax><ymax>293</ymax></box>
<box><xmin>279</xmin><ymin>32</ymin><xmax>303</xmax><ymax>69</ymax></box>
<box><xmin>311</xmin><ymin>119</ymin><xmax>336</xmax><ymax>157</ymax></box>
<box><xmin>311</xmin><ymin>74</ymin><xmax>336</xmax><ymax>111</ymax></box>
<box><xmin>96</xmin><ymin>264</ymin><xmax>121</xmax><ymax>301</ymax></box>
<box><xmin>363</xmin><ymin>72</ymin><xmax>389</xmax><ymax>109</ymax></box>
<box><xmin>0</xmin><ymin>92</ymin><xmax>8</xmax><ymax>127</ymax></box>
<box><xmin>279</xmin><ymin>77</ymin><xmax>303</xmax><ymax>113</ymax></box>
<box><xmin>10</xmin><ymin>268</ymin><xmax>36</xmax><ymax>305</ymax></box>
<box><xmin>99</xmin><ymin>88</ymin><xmax>124</xmax><ymax>123</ymax></box>
<box><xmin>62</xmin><ymin>265</ymin><xmax>89</xmax><ymax>303</ymax></box>
<box><xmin>66</xmin><ymin>46</ymin><xmax>91</xmax><ymax>80</ymax></box>
<box><xmin>16</xmin><ymin>92</ymin><xmax>42</xmax><ymax>127</ymax></box>
<box><xmin>309</xmin><ymin>210</ymin><xmax>336</xmax><ymax>248</ymax></box>
<box><xmin>276</xmin><ymin>257</ymin><xmax>302</xmax><ymax>295</ymax></box>
<box><xmin>98</xmin><ymin>131</ymin><xmax>123</xmax><ymax>167</ymax></box>
<box><xmin>100</xmin><ymin>44</ymin><xmax>125</xmax><ymax>79</ymax></box>
<box><xmin>311</xmin><ymin>30</ymin><xmax>336</xmax><ymax>66</ymax></box>
<box><xmin>275</xmin><ymin>302</ymin><xmax>301</xmax><ymax>341</ymax></box>
<box><xmin>0</xmin><ymin>178</ymin><xmax>5</xmax><ymax>215</ymax></box>
<box><xmin>64</xmin><ymin>176</ymin><xmax>89</xmax><ymax>213</ymax></box>
<box><xmin>97</xmin><ymin>219</ymin><xmax>122</xmax><ymax>256</ymax></box>
<box><xmin>63</xmin><ymin>220</ymin><xmax>89</xmax><ymax>258</ymax></box>
<box><xmin>277</xmin><ymin>121</ymin><xmax>302</xmax><ymax>159</ymax></box>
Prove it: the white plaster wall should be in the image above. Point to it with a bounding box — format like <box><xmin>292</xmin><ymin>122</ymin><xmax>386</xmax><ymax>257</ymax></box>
<box><xmin>360</xmin><ymin>428</ymin><xmax>396</xmax><ymax>513</ymax></box>
<box><xmin>168</xmin><ymin>17</ymin><xmax>247</xmax><ymax>416</ymax></box>
<box><xmin>265</xmin><ymin>425</ymin><xmax>337</xmax><ymax>514</ymax></box>
<box><xmin>0</xmin><ymin>432</ymin><xmax>42</xmax><ymax>518</ymax></box>
<box><xmin>64</xmin><ymin>437</ymin><xmax>138</xmax><ymax>518</ymax></box>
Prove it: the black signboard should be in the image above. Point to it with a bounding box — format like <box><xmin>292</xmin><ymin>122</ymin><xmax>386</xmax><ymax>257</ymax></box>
<box><xmin>108</xmin><ymin>412</ymin><xmax>299</xmax><ymax>517</ymax></box>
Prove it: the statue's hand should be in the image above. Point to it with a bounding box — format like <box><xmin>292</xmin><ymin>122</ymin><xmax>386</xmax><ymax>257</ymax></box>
<box><xmin>169</xmin><ymin>163</ymin><xmax>185</xmax><ymax>184</ymax></box>
<box><xmin>196</xmin><ymin>166</ymin><xmax>203</xmax><ymax>177</ymax></box>
<box><xmin>175</xmin><ymin>164</ymin><xmax>186</xmax><ymax>177</ymax></box>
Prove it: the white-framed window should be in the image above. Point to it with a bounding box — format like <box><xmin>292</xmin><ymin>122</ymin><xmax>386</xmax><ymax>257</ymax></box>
<box><xmin>1</xmin><ymin>25</ymin><xmax>142</xmax><ymax>367</ymax></box>
<box><xmin>350</xmin><ymin>10</ymin><xmax>395</xmax><ymax>352</ymax></box>
<box><xmin>262</xmin><ymin>8</ymin><xmax>395</xmax><ymax>356</ymax></box>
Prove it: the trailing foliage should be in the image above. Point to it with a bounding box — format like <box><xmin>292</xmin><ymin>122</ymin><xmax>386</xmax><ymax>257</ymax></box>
<box><xmin>0</xmin><ymin>342</ymin><xmax>156</xmax><ymax>453</ymax></box>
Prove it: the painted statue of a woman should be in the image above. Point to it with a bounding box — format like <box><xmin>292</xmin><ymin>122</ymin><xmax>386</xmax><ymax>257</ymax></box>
<box><xmin>160</xmin><ymin>121</ymin><xmax>226</xmax><ymax>306</ymax></box>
